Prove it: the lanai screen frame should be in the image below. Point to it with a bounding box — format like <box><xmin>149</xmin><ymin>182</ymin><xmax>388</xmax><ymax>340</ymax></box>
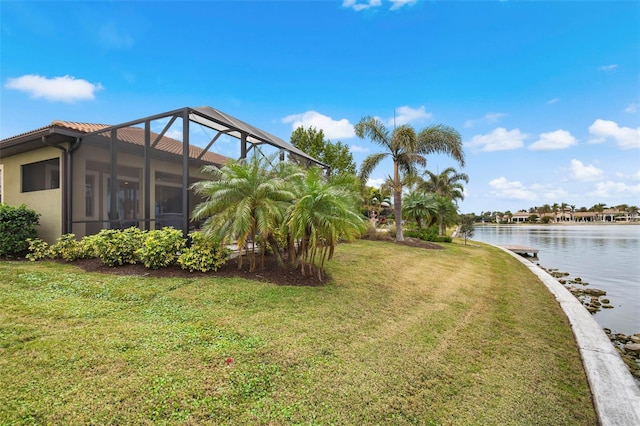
<box><xmin>74</xmin><ymin>106</ymin><xmax>327</xmax><ymax>236</ymax></box>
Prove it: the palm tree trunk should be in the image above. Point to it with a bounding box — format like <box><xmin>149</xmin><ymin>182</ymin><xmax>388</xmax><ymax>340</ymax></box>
<box><xmin>393</xmin><ymin>161</ymin><xmax>404</xmax><ymax>241</ymax></box>
<box><xmin>267</xmin><ymin>234</ymin><xmax>285</xmax><ymax>268</ymax></box>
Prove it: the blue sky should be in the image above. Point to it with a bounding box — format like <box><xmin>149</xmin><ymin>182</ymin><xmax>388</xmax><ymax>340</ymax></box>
<box><xmin>1</xmin><ymin>0</ymin><xmax>639</xmax><ymax>214</ymax></box>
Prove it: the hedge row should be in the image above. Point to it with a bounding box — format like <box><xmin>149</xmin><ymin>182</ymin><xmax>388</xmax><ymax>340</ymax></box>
<box><xmin>26</xmin><ymin>227</ymin><xmax>230</xmax><ymax>272</ymax></box>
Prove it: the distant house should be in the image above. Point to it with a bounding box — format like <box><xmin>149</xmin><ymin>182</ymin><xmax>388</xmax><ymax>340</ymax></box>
<box><xmin>0</xmin><ymin>106</ymin><xmax>324</xmax><ymax>243</ymax></box>
<box><xmin>511</xmin><ymin>211</ymin><xmax>531</xmax><ymax>223</ymax></box>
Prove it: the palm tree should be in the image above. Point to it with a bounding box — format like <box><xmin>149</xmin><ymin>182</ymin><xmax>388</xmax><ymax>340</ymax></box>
<box><xmin>191</xmin><ymin>154</ymin><xmax>298</xmax><ymax>271</ymax></box>
<box><xmin>288</xmin><ymin>169</ymin><xmax>366</xmax><ymax>279</ymax></box>
<box><xmin>419</xmin><ymin>167</ymin><xmax>469</xmax><ymax>204</ymax></box>
<box><xmin>431</xmin><ymin>195</ymin><xmax>459</xmax><ymax>236</ymax></box>
<box><xmin>402</xmin><ymin>190</ymin><xmax>437</xmax><ymax>229</ymax></box>
<box><xmin>355</xmin><ymin>117</ymin><xmax>464</xmax><ymax>241</ymax></box>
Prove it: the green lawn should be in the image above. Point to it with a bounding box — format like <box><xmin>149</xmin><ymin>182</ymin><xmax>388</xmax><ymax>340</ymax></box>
<box><xmin>0</xmin><ymin>240</ymin><xmax>596</xmax><ymax>425</ymax></box>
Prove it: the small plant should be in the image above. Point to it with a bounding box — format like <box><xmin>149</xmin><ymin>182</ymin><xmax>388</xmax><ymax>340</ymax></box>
<box><xmin>136</xmin><ymin>227</ymin><xmax>187</xmax><ymax>269</ymax></box>
<box><xmin>90</xmin><ymin>227</ymin><xmax>144</xmax><ymax>267</ymax></box>
<box><xmin>50</xmin><ymin>234</ymin><xmax>84</xmax><ymax>261</ymax></box>
<box><xmin>0</xmin><ymin>203</ymin><xmax>41</xmax><ymax>257</ymax></box>
<box><xmin>25</xmin><ymin>238</ymin><xmax>51</xmax><ymax>261</ymax></box>
<box><xmin>459</xmin><ymin>215</ymin><xmax>475</xmax><ymax>245</ymax></box>
<box><xmin>404</xmin><ymin>227</ymin><xmax>452</xmax><ymax>243</ymax></box>
<box><xmin>178</xmin><ymin>232</ymin><xmax>230</xmax><ymax>272</ymax></box>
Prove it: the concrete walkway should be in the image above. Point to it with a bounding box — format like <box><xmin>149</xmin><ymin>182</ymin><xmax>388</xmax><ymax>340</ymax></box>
<box><xmin>498</xmin><ymin>246</ymin><xmax>640</xmax><ymax>425</ymax></box>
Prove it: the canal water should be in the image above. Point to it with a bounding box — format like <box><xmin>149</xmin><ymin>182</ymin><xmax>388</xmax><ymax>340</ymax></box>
<box><xmin>472</xmin><ymin>224</ymin><xmax>640</xmax><ymax>335</ymax></box>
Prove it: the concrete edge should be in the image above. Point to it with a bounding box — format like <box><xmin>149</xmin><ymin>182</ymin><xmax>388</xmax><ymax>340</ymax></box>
<box><xmin>495</xmin><ymin>245</ymin><xmax>640</xmax><ymax>426</ymax></box>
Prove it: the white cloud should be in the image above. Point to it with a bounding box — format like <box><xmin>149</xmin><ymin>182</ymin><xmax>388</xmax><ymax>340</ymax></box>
<box><xmin>589</xmin><ymin>180</ymin><xmax>640</xmax><ymax>198</ymax></box>
<box><xmin>598</xmin><ymin>64</ymin><xmax>618</xmax><ymax>72</ymax></box>
<box><xmin>99</xmin><ymin>22</ymin><xmax>134</xmax><ymax>48</ymax></box>
<box><xmin>386</xmin><ymin>105</ymin><xmax>432</xmax><ymax>126</ymax></box>
<box><xmin>615</xmin><ymin>170</ymin><xmax>640</xmax><ymax>181</ymax></box>
<box><xmin>464</xmin><ymin>112</ymin><xmax>507</xmax><ymax>128</ymax></box>
<box><xmin>389</xmin><ymin>0</ymin><xmax>418</xmax><ymax>10</ymax></box>
<box><xmin>528</xmin><ymin>129</ymin><xmax>577</xmax><ymax>151</ymax></box>
<box><xmin>5</xmin><ymin>74</ymin><xmax>103</xmax><ymax>102</ymax></box>
<box><xmin>588</xmin><ymin>119</ymin><xmax>640</xmax><ymax>150</ymax></box>
<box><xmin>366</xmin><ymin>178</ymin><xmax>387</xmax><ymax>188</ymax></box>
<box><xmin>569</xmin><ymin>159</ymin><xmax>603</xmax><ymax>181</ymax></box>
<box><xmin>342</xmin><ymin>0</ymin><xmax>382</xmax><ymax>11</ymax></box>
<box><xmin>488</xmin><ymin>177</ymin><xmax>536</xmax><ymax>200</ymax></box>
<box><xmin>282</xmin><ymin>111</ymin><xmax>355</xmax><ymax>140</ymax></box>
<box><xmin>542</xmin><ymin>188</ymin><xmax>569</xmax><ymax>200</ymax></box>
<box><xmin>625</xmin><ymin>103</ymin><xmax>638</xmax><ymax>113</ymax></box>
<box><xmin>350</xmin><ymin>144</ymin><xmax>369</xmax><ymax>153</ymax></box>
<box><xmin>547</xmin><ymin>98</ymin><xmax>560</xmax><ymax>105</ymax></box>
<box><xmin>467</xmin><ymin>128</ymin><xmax>528</xmax><ymax>152</ymax></box>
<box><xmin>343</xmin><ymin>0</ymin><xmax>414</xmax><ymax>11</ymax></box>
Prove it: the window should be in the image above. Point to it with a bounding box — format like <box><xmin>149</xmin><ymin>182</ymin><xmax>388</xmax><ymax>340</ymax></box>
<box><xmin>0</xmin><ymin>164</ymin><xmax>3</xmax><ymax>203</ymax></box>
<box><xmin>85</xmin><ymin>171</ymin><xmax>99</xmax><ymax>219</ymax></box>
<box><xmin>155</xmin><ymin>172</ymin><xmax>182</xmax><ymax>214</ymax></box>
<box><xmin>22</xmin><ymin>158</ymin><xmax>60</xmax><ymax>192</ymax></box>
<box><xmin>104</xmin><ymin>174</ymin><xmax>140</xmax><ymax>224</ymax></box>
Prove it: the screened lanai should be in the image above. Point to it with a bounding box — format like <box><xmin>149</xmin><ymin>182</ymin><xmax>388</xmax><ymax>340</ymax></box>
<box><xmin>65</xmin><ymin>106</ymin><xmax>326</xmax><ymax>238</ymax></box>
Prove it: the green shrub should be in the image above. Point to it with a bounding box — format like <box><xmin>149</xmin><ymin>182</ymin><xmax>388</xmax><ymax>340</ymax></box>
<box><xmin>136</xmin><ymin>227</ymin><xmax>186</xmax><ymax>269</ymax></box>
<box><xmin>405</xmin><ymin>228</ymin><xmax>438</xmax><ymax>241</ymax></box>
<box><xmin>0</xmin><ymin>203</ymin><xmax>41</xmax><ymax>257</ymax></box>
<box><xmin>50</xmin><ymin>234</ymin><xmax>84</xmax><ymax>261</ymax></box>
<box><xmin>25</xmin><ymin>238</ymin><xmax>52</xmax><ymax>261</ymax></box>
<box><xmin>404</xmin><ymin>227</ymin><xmax>452</xmax><ymax>243</ymax></box>
<box><xmin>89</xmin><ymin>227</ymin><xmax>144</xmax><ymax>267</ymax></box>
<box><xmin>178</xmin><ymin>232</ymin><xmax>230</xmax><ymax>272</ymax></box>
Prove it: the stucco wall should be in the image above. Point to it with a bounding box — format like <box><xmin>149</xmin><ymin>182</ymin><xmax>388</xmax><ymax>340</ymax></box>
<box><xmin>0</xmin><ymin>147</ymin><xmax>63</xmax><ymax>243</ymax></box>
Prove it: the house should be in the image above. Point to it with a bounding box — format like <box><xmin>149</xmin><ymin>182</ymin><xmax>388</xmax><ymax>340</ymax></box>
<box><xmin>510</xmin><ymin>211</ymin><xmax>530</xmax><ymax>223</ymax></box>
<box><xmin>0</xmin><ymin>106</ymin><xmax>324</xmax><ymax>243</ymax></box>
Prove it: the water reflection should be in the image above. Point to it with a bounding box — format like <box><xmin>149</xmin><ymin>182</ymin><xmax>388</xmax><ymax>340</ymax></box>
<box><xmin>474</xmin><ymin>224</ymin><xmax>640</xmax><ymax>334</ymax></box>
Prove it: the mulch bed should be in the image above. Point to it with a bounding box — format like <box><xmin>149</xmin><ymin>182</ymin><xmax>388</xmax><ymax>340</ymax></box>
<box><xmin>16</xmin><ymin>238</ymin><xmax>443</xmax><ymax>287</ymax></box>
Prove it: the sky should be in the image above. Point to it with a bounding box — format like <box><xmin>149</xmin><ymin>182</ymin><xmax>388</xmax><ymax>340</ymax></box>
<box><xmin>1</xmin><ymin>0</ymin><xmax>639</xmax><ymax>214</ymax></box>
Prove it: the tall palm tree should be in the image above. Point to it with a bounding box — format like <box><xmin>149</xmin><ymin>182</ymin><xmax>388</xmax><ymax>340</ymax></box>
<box><xmin>191</xmin><ymin>154</ymin><xmax>298</xmax><ymax>271</ymax></box>
<box><xmin>355</xmin><ymin>117</ymin><xmax>464</xmax><ymax>241</ymax></box>
<box><xmin>419</xmin><ymin>167</ymin><xmax>469</xmax><ymax>204</ymax></box>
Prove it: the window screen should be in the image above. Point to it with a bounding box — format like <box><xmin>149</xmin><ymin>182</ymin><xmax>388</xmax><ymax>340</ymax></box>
<box><xmin>22</xmin><ymin>158</ymin><xmax>60</xmax><ymax>192</ymax></box>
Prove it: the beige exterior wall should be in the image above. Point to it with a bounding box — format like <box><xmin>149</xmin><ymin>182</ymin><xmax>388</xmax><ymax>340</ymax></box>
<box><xmin>0</xmin><ymin>147</ymin><xmax>64</xmax><ymax>243</ymax></box>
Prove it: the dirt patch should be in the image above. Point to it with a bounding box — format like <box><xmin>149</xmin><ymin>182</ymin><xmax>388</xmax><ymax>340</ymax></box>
<box><xmin>56</xmin><ymin>238</ymin><xmax>443</xmax><ymax>286</ymax></box>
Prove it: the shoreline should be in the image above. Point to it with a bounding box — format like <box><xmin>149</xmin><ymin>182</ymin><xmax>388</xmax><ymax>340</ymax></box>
<box><xmin>472</xmin><ymin>223</ymin><xmax>639</xmax><ymax>335</ymax></box>
<box><xmin>476</xmin><ymin>221</ymin><xmax>640</xmax><ymax>226</ymax></box>
<box><xmin>496</xmin><ymin>245</ymin><xmax>640</xmax><ymax>425</ymax></box>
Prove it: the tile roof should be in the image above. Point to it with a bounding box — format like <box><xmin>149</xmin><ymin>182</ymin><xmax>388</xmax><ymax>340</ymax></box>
<box><xmin>51</xmin><ymin>120</ymin><xmax>112</xmax><ymax>133</ymax></box>
<box><xmin>80</xmin><ymin>123</ymin><xmax>227</xmax><ymax>165</ymax></box>
<box><xmin>3</xmin><ymin>120</ymin><xmax>227</xmax><ymax>165</ymax></box>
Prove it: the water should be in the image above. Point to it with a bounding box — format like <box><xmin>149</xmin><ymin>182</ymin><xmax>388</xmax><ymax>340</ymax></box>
<box><xmin>473</xmin><ymin>224</ymin><xmax>640</xmax><ymax>335</ymax></box>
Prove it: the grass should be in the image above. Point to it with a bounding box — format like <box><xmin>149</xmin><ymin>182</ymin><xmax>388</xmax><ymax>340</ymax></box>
<box><xmin>0</xmin><ymin>240</ymin><xmax>596</xmax><ymax>425</ymax></box>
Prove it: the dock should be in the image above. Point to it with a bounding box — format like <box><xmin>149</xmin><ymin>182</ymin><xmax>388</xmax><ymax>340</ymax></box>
<box><xmin>501</xmin><ymin>245</ymin><xmax>539</xmax><ymax>258</ymax></box>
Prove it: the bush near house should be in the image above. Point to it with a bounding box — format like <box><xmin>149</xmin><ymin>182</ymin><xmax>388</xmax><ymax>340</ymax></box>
<box><xmin>177</xmin><ymin>231</ymin><xmax>230</xmax><ymax>272</ymax></box>
<box><xmin>136</xmin><ymin>227</ymin><xmax>186</xmax><ymax>269</ymax></box>
<box><xmin>0</xmin><ymin>203</ymin><xmax>40</xmax><ymax>257</ymax></box>
<box><xmin>25</xmin><ymin>228</ymin><xmax>230</xmax><ymax>272</ymax></box>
